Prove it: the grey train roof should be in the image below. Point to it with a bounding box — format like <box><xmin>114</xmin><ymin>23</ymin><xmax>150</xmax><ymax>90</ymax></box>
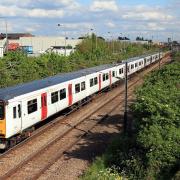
<box><xmin>0</xmin><ymin>63</ymin><xmax>118</xmax><ymax>101</ymax></box>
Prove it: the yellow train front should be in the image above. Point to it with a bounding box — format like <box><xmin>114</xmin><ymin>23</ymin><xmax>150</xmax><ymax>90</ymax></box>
<box><xmin>0</xmin><ymin>101</ymin><xmax>7</xmax><ymax>149</ymax></box>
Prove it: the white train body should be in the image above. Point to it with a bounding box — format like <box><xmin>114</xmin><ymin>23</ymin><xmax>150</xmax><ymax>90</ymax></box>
<box><xmin>0</xmin><ymin>52</ymin><xmax>163</xmax><ymax>149</ymax></box>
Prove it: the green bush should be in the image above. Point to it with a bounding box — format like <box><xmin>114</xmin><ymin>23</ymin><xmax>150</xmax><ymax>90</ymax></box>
<box><xmin>0</xmin><ymin>35</ymin><xmax>159</xmax><ymax>88</ymax></box>
<box><xmin>81</xmin><ymin>52</ymin><xmax>180</xmax><ymax>180</ymax></box>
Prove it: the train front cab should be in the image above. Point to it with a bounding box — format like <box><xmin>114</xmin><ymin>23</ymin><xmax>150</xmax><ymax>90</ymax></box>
<box><xmin>0</xmin><ymin>101</ymin><xmax>6</xmax><ymax>149</ymax></box>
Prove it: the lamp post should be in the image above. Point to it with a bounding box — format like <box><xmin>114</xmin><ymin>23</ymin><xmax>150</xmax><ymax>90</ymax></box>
<box><xmin>0</xmin><ymin>17</ymin><xmax>8</xmax><ymax>52</ymax></box>
<box><xmin>90</xmin><ymin>28</ymin><xmax>94</xmax><ymax>60</ymax></box>
<box><xmin>108</xmin><ymin>31</ymin><xmax>111</xmax><ymax>51</ymax></box>
<box><xmin>112</xmin><ymin>34</ymin><xmax>114</xmax><ymax>54</ymax></box>
<box><xmin>124</xmin><ymin>61</ymin><xmax>128</xmax><ymax>134</ymax></box>
<box><xmin>115</xmin><ymin>61</ymin><xmax>128</xmax><ymax>134</ymax></box>
<box><xmin>58</xmin><ymin>24</ymin><xmax>67</xmax><ymax>56</ymax></box>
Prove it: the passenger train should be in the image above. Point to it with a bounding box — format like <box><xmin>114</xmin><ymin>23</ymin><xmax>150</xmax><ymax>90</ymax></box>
<box><xmin>0</xmin><ymin>52</ymin><xmax>164</xmax><ymax>149</ymax></box>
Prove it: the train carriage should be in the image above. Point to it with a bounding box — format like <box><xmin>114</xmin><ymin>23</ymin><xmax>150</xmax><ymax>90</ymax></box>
<box><xmin>0</xmin><ymin>52</ymin><xmax>164</xmax><ymax>149</ymax></box>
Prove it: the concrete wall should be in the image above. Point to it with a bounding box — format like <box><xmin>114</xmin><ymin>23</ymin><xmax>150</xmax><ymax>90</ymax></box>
<box><xmin>0</xmin><ymin>47</ymin><xmax>3</xmax><ymax>58</ymax></box>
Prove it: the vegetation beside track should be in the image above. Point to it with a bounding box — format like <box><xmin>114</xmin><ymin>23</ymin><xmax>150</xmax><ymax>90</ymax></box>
<box><xmin>81</xmin><ymin>52</ymin><xmax>180</xmax><ymax>180</ymax></box>
<box><xmin>0</xmin><ymin>35</ymin><xmax>159</xmax><ymax>88</ymax></box>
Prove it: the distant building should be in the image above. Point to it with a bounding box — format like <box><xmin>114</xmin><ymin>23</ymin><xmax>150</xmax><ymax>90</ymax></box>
<box><xmin>132</xmin><ymin>40</ymin><xmax>149</xmax><ymax>44</ymax></box>
<box><xmin>7</xmin><ymin>36</ymin><xmax>82</xmax><ymax>56</ymax></box>
<box><xmin>0</xmin><ymin>33</ymin><xmax>83</xmax><ymax>57</ymax></box>
<box><xmin>47</xmin><ymin>46</ymin><xmax>74</xmax><ymax>56</ymax></box>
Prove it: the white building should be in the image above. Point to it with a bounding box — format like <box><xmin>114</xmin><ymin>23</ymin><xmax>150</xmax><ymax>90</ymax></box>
<box><xmin>0</xmin><ymin>38</ymin><xmax>7</xmax><ymax>58</ymax></box>
<box><xmin>8</xmin><ymin>36</ymin><xmax>82</xmax><ymax>55</ymax></box>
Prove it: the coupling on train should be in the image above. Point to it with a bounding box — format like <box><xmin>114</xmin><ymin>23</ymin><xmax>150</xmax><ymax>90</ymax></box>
<box><xmin>0</xmin><ymin>52</ymin><xmax>165</xmax><ymax>149</ymax></box>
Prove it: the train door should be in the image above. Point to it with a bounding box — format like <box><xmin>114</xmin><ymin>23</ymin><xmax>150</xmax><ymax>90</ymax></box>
<box><xmin>99</xmin><ymin>74</ymin><xmax>101</xmax><ymax>91</ymax></box>
<box><xmin>150</xmin><ymin>56</ymin><xmax>152</xmax><ymax>63</ymax></box>
<box><xmin>144</xmin><ymin>58</ymin><xmax>147</xmax><ymax>66</ymax></box>
<box><xmin>68</xmin><ymin>84</ymin><xmax>73</xmax><ymax>106</ymax></box>
<box><xmin>109</xmin><ymin>70</ymin><xmax>112</xmax><ymax>85</ymax></box>
<box><xmin>41</xmin><ymin>93</ymin><xmax>47</xmax><ymax>120</ymax></box>
<box><xmin>12</xmin><ymin>102</ymin><xmax>22</xmax><ymax>132</ymax></box>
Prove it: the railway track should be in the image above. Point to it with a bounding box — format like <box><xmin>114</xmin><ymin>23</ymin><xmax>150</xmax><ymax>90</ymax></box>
<box><xmin>0</xmin><ymin>56</ymin><xmax>171</xmax><ymax>179</ymax></box>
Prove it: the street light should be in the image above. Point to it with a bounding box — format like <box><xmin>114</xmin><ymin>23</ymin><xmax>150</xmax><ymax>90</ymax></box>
<box><xmin>58</xmin><ymin>24</ymin><xmax>67</xmax><ymax>56</ymax></box>
<box><xmin>90</xmin><ymin>28</ymin><xmax>94</xmax><ymax>60</ymax></box>
<box><xmin>108</xmin><ymin>32</ymin><xmax>114</xmax><ymax>53</ymax></box>
<box><xmin>108</xmin><ymin>31</ymin><xmax>111</xmax><ymax>51</ymax></box>
<box><xmin>0</xmin><ymin>17</ymin><xmax>8</xmax><ymax>52</ymax></box>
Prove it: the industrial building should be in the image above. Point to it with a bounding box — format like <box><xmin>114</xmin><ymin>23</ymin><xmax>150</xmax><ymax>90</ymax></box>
<box><xmin>0</xmin><ymin>34</ymin><xmax>82</xmax><ymax>57</ymax></box>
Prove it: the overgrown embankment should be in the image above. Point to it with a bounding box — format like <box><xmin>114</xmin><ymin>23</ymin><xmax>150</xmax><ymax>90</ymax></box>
<box><xmin>0</xmin><ymin>35</ymin><xmax>159</xmax><ymax>88</ymax></box>
<box><xmin>81</xmin><ymin>52</ymin><xmax>180</xmax><ymax>180</ymax></box>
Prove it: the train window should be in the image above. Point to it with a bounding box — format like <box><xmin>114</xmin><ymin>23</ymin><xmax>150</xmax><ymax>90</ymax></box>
<box><xmin>18</xmin><ymin>105</ymin><xmax>21</xmax><ymax>118</ymax></box>
<box><xmin>121</xmin><ymin>68</ymin><xmax>123</xmax><ymax>74</ymax></box>
<box><xmin>103</xmin><ymin>74</ymin><xmax>106</xmax><ymax>81</ymax></box>
<box><xmin>60</xmin><ymin>88</ymin><xmax>66</xmax><ymax>100</ymax></box>
<box><xmin>51</xmin><ymin>91</ymin><xmax>58</xmax><ymax>104</ymax></box>
<box><xmin>94</xmin><ymin>77</ymin><xmax>98</xmax><ymax>85</ymax></box>
<box><xmin>28</xmin><ymin>99</ymin><xmax>37</xmax><ymax>114</ymax></box>
<box><xmin>90</xmin><ymin>79</ymin><xmax>94</xmax><ymax>87</ymax></box>
<box><xmin>13</xmin><ymin>107</ymin><xmax>17</xmax><ymax>119</ymax></box>
<box><xmin>112</xmin><ymin>71</ymin><xmax>115</xmax><ymax>77</ymax></box>
<box><xmin>131</xmin><ymin>64</ymin><xmax>134</xmax><ymax>69</ymax></box>
<box><xmin>106</xmin><ymin>73</ymin><xmax>109</xmax><ymax>80</ymax></box>
<box><xmin>81</xmin><ymin>81</ymin><xmax>86</xmax><ymax>91</ymax></box>
<box><xmin>119</xmin><ymin>69</ymin><xmax>121</xmax><ymax>74</ymax></box>
<box><xmin>75</xmin><ymin>83</ymin><xmax>80</xmax><ymax>93</ymax></box>
<box><xmin>44</xmin><ymin>97</ymin><xmax>47</xmax><ymax>106</ymax></box>
<box><xmin>135</xmin><ymin>63</ymin><xmax>138</xmax><ymax>68</ymax></box>
<box><xmin>0</xmin><ymin>104</ymin><xmax>4</xmax><ymax>120</ymax></box>
<box><xmin>139</xmin><ymin>62</ymin><xmax>141</xmax><ymax>66</ymax></box>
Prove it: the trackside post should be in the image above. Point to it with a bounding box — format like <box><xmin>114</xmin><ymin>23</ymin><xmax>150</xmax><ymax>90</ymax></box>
<box><xmin>124</xmin><ymin>62</ymin><xmax>128</xmax><ymax>134</ymax></box>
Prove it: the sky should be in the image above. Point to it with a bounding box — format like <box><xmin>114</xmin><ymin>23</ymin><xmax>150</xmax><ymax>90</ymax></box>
<box><xmin>0</xmin><ymin>0</ymin><xmax>179</xmax><ymax>41</ymax></box>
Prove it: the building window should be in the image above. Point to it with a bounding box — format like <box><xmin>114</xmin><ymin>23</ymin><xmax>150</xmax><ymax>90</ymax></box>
<box><xmin>60</xmin><ymin>88</ymin><xmax>66</xmax><ymax>100</ymax></box>
<box><xmin>94</xmin><ymin>77</ymin><xmax>98</xmax><ymax>85</ymax></box>
<box><xmin>13</xmin><ymin>107</ymin><xmax>16</xmax><ymax>119</ymax></box>
<box><xmin>112</xmin><ymin>71</ymin><xmax>115</xmax><ymax>77</ymax></box>
<box><xmin>81</xmin><ymin>81</ymin><xmax>86</xmax><ymax>91</ymax></box>
<box><xmin>103</xmin><ymin>74</ymin><xmax>106</xmax><ymax>81</ymax></box>
<box><xmin>28</xmin><ymin>99</ymin><xmax>37</xmax><ymax>114</ymax></box>
<box><xmin>75</xmin><ymin>83</ymin><xmax>80</xmax><ymax>93</ymax></box>
<box><xmin>51</xmin><ymin>91</ymin><xmax>58</xmax><ymax>104</ymax></box>
<box><xmin>90</xmin><ymin>79</ymin><xmax>94</xmax><ymax>87</ymax></box>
